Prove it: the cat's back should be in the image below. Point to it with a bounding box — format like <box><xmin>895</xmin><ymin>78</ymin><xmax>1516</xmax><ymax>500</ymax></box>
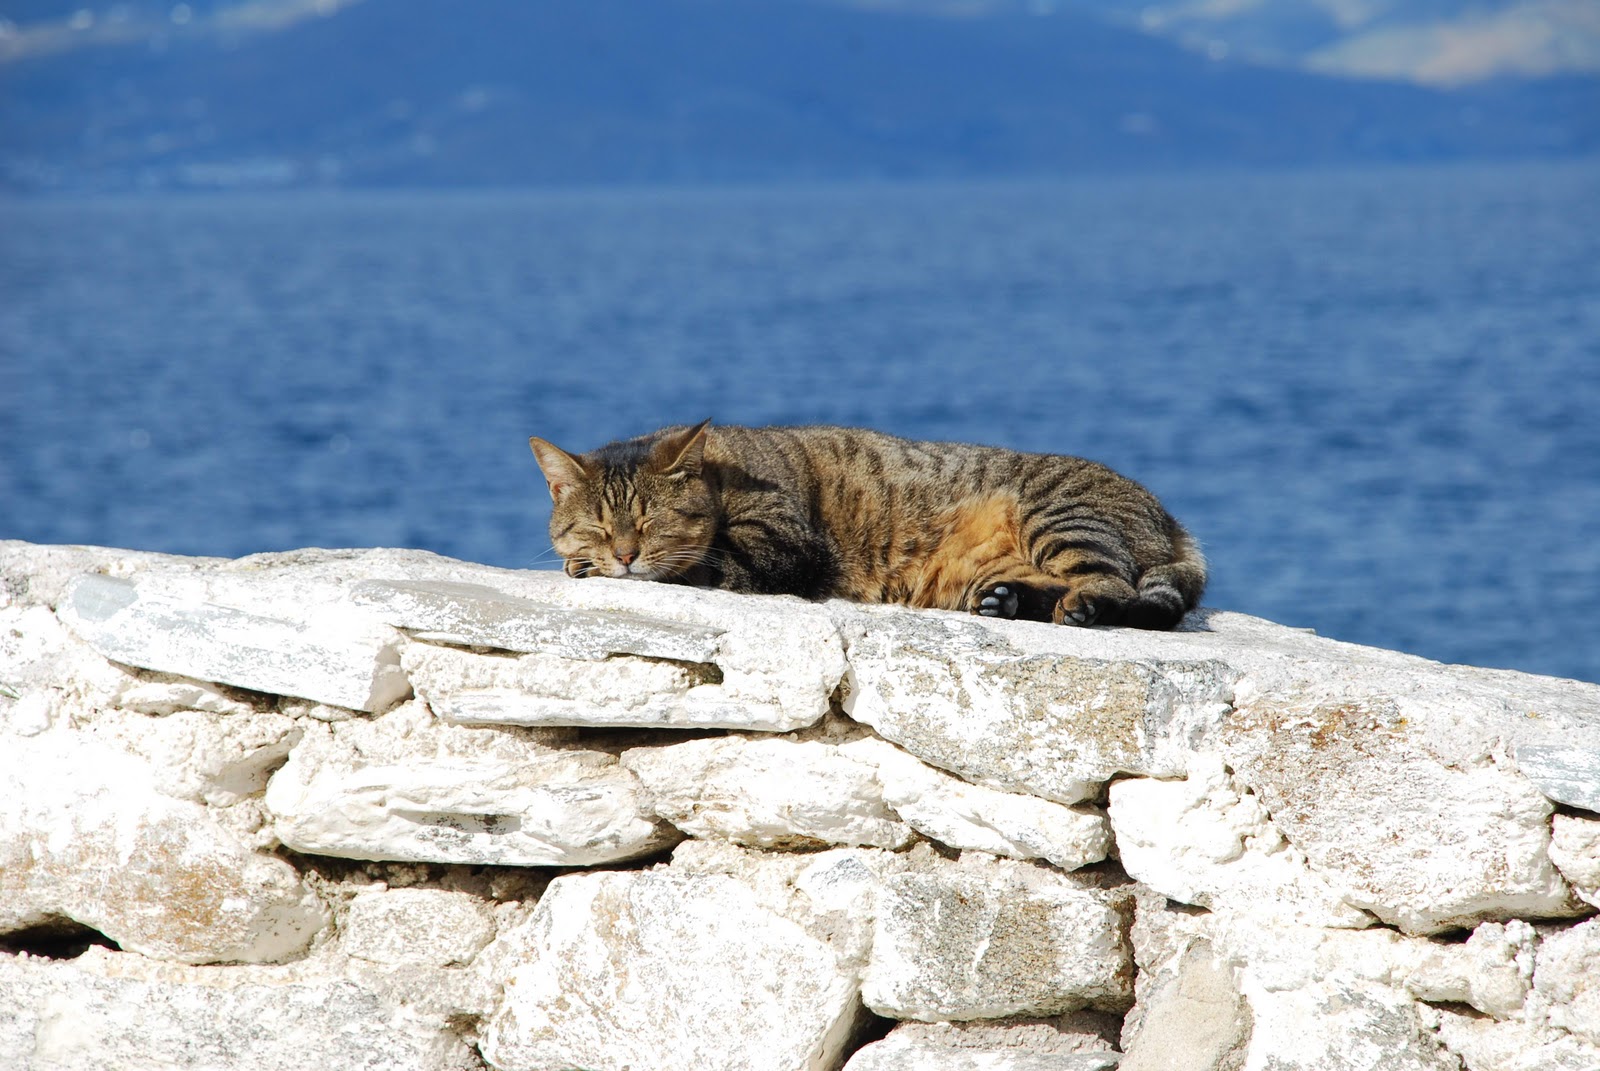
<box><xmin>703</xmin><ymin>423</ymin><xmax>1027</xmax><ymax>493</ymax></box>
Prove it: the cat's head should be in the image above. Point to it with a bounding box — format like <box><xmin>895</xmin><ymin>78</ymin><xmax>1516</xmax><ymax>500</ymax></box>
<box><xmin>529</xmin><ymin>420</ymin><xmax>717</xmax><ymax>581</ymax></box>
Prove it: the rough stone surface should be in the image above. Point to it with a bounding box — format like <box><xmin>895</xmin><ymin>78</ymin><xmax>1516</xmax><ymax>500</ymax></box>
<box><xmin>1117</xmin><ymin>940</ymin><xmax>1249</xmax><ymax>1071</ymax></box>
<box><xmin>841</xmin><ymin>609</ymin><xmax>1237</xmax><ymax>804</ymax></box>
<box><xmin>843</xmin><ymin>1035</ymin><xmax>1121</xmax><ymax>1071</ymax></box>
<box><xmin>1513</xmin><ymin>744</ymin><xmax>1600</xmax><ymax>812</ymax></box>
<box><xmin>344</xmin><ymin>888</ymin><xmax>498</xmax><ymax>968</ymax></box>
<box><xmin>58</xmin><ymin>573</ymin><xmax>411</xmax><ymax>713</ymax></box>
<box><xmin>404</xmin><ymin>639</ymin><xmax>730</xmax><ymax>728</ymax></box>
<box><xmin>846</xmin><ymin>736</ymin><xmax>1111</xmax><ymax>869</ymax></box>
<box><xmin>1549</xmin><ymin>814</ymin><xmax>1600</xmax><ymax>908</ymax></box>
<box><xmin>1107</xmin><ymin>753</ymin><xmax>1370</xmax><ymax>928</ymax></box>
<box><xmin>351</xmin><ymin>578</ymin><xmax>726</xmax><ymax>661</ymax></box>
<box><xmin>863</xmin><ymin>854</ymin><xmax>1134</xmax><ymax>1021</ymax></box>
<box><xmin>0</xmin><ymin>732</ymin><xmax>328</xmax><ymax>964</ymax></box>
<box><xmin>354</xmin><ymin>573</ymin><xmax>847</xmax><ymax>732</ymax></box>
<box><xmin>0</xmin><ymin>947</ymin><xmax>483</xmax><ymax>1071</ymax></box>
<box><xmin>479</xmin><ymin>869</ymin><xmax>863</xmax><ymax>1071</ymax></box>
<box><xmin>266</xmin><ymin>703</ymin><xmax>677</xmax><ymax>866</ymax></box>
<box><xmin>621</xmin><ymin>734</ymin><xmax>915</xmax><ymax>849</ymax></box>
<box><xmin>1221</xmin><ymin>699</ymin><xmax>1581</xmax><ymax>934</ymax></box>
<box><xmin>7</xmin><ymin>540</ymin><xmax>1600</xmax><ymax>1071</ymax></box>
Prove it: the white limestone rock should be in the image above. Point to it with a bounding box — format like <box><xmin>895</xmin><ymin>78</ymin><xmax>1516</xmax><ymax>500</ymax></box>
<box><xmin>0</xmin><ymin>732</ymin><xmax>327</xmax><ymax>964</ymax></box>
<box><xmin>1427</xmin><ymin>1009</ymin><xmax>1600</xmax><ymax>1071</ymax></box>
<box><xmin>1548</xmin><ymin>814</ymin><xmax>1600</xmax><ymax>908</ymax></box>
<box><xmin>404</xmin><ymin>638</ymin><xmax>763</xmax><ymax>731</ymax></box>
<box><xmin>354</xmin><ymin>573</ymin><xmax>847</xmax><ymax>732</ymax></box>
<box><xmin>343</xmin><ymin>887</ymin><xmax>498</xmax><ymax>968</ymax></box>
<box><xmin>839</xmin><ymin>608</ymin><xmax>1237</xmax><ymax>804</ymax></box>
<box><xmin>265</xmin><ymin>701</ymin><xmax>677</xmax><ymax>866</ymax></box>
<box><xmin>850</xmin><ymin>1014</ymin><xmax>1123</xmax><ymax>1070</ymax></box>
<box><xmin>1107</xmin><ymin>753</ymin><xmax>1370</xmax><ymax>928</ymax></box>
<box><xmin>112</xmin><ymin>673</ymin><xmax>261</xmax><ymax>716</ymax></box>
<box><xmin>85</xmin><ymin>705</ymin><xmax>301</xmax><ymax>806</ymax></box>
<box><xmin>1513</xmin><ymin>744</ymin><xmax>1600</xmax><ymax>812</ymax></box>
<box><xmin>0</xmin><ymin>946</ymin><xmax>482</xmax><ymax>1071</ymax></box>
<box><xmin>1221</xmin><ymin>697</ymin><xmax>1581</xmax><ymax>934</ymax></box>
<box><xmin>1531</xmin><ymin>918</ymin><xmax>1600</xmax><ymax>1047</ymax></box>
<box><xmin>1402</xmin><ymin>920</ymin><xmax>1537</xmax><ymax>1019</ymax></box>
<box><xmin>350</xmin><ymin>578</ymin><xmax>724</xmax><ymax>661</ymax></box>
<box><xmin>0</xmin><ymin>603</ymin><xmax>139</xmax><ymax>737</ymax></box>
<box><xmin>1118</xmin><ymin>940</ymin><xmax>1250</xmax><ymax>1071</ymax></box>
<box><xmin>1242</xmin><ymin>976</ymin><xmax>1459</xmax><ymax>1071</ymax></box>
<box><xmin>844</xmin><ymin>735</ymin><xmax>1111</xmax><ymax>869</ymax></box>
<box><xmin>57</xmin><ymin>573</ymin><xmax>411</xmax><ymax>713</ymax></box>
<box><xmin>843</xmin><ymin>1034</ymin><xmax>1120</xmax><ymax>1071</ymax></box>
<box><xmin>479</xmin><ymin>869</ymin><xmax>864</xmax><ymax>1071</ymax></box>
<box><xmin>621</xmin><ymin>735</ymin><xmax>915</xmax><ymax>850</ymax></box>
<box><xmin>863</xmin><ymin>854</ymin><xmax>1134</xmax><ymax>1021</ymax></box>
<box><xmin>666</xmin><ymin>837</ymin><xmax>906</xmax><ymax>970</ymax></box>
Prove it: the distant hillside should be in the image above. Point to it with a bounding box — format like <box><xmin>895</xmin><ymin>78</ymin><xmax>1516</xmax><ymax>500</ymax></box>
<box><xmin>2</xmin><ymin>0</ymin><xmax>1596</xmax><ymax>191</ymax></box>
<box><xmin>829</xmin><ymin>0</ymin><xmax>1600</xmax><ymax>85</ymax></box>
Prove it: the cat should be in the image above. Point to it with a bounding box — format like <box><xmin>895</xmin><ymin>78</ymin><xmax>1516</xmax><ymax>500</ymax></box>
<box><xmin>529</xmin><ymin>421</ymin><xmax>1205</xmax><ymax>629</ymax></box>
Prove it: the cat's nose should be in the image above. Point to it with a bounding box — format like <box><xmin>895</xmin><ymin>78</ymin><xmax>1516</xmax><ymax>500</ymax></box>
<box><xmin>616</xmin><ymin>550</ymin><xmax>637</xmax><ymax>566</ymax></box>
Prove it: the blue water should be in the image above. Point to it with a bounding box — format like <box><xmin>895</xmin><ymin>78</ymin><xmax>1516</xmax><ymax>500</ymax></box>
<box><xmin>3</xmin><ymin>161</ymin><xmax>1598</xmax><ymax>682</ymax></box>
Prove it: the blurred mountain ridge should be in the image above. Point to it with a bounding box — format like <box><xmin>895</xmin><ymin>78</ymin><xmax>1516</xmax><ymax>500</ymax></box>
<box><xmin>2</xmin><ymin>0</ymin><xmax>1595</xmax><ymax>191</ymax></box>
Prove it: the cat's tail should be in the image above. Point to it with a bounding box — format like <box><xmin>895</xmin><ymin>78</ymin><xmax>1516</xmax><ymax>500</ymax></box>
<box><xmin>1128</xmin><ymin>525</ymin><xmax>1207</xmax><ymax>630</ymax></box>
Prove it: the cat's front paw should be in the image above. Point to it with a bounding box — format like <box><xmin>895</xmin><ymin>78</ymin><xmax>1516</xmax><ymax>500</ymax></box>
<box><xmin>972</xmin><ymin>583</ymin><xmax>1020</xmax><ymax>620</ymax></box>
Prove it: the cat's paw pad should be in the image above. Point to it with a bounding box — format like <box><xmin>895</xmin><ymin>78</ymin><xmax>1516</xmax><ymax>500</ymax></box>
<box><xmin>1054</xmin><ymin>595</ymin><xmax>1100</xmax><ymax>627</ymax></box>
<box><xmin>973</xmin><ymin>584</ymin><xmax>1020</xmax><ymax>619</ymax></box>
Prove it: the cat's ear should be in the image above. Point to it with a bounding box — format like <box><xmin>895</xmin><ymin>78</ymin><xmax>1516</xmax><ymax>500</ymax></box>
<box><xmin>528</xmin><ymin>436</ymin><xmax>588</xmax><ymax>500</ymax></box>
<box><xmin>651</xmin><ymin>419</ymin><xmax>712</xmax><ymax>477</ymax></box>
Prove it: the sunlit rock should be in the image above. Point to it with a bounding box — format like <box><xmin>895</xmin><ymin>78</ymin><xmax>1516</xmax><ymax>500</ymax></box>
<box><xmin>839</xmin><ymin>607</ymin><xmax>1236</xmax><ymax>804</ymax></box>
<box><xmin>1514</xmin><ymin>744</ymin><xmax>1600</xmax><ymax>812</ymax></box>
<box><xmin>356</xmin><ymin>575</ymin><xmax>846</xmax><ymax>731</ymax></box>
<box><xmin>265</xmin><ymin>702</ymin><xmax>676</xmax><ymax>866</ymax></box>
<box><xmin>621</xmin><ymin>735</ymin><xmax>915</xmax><ymax>850</ymax></box>
<box><xmin>1548</xmin><ymin>813</ymin><xmax>1600</xmax><ymax>908</ymax></box>
<box><xmin>0</xmin><ymin>733</ymin><xmax>327</xmax><ymax>964</ymax></box>
<box><xmin>479</xmin><ymin>869</ymin><xmax>863</xmax><ymax>1071</ymax></box>
<box><xmin>343</xmin><ymin>887</ymin><xmax>497</xmax><ymax>968</ymax></box>
<box><xmin>58</xmin><ymin>574</ymin><xmax>410</xmax><ymax>713</ymax></box>
<box><xmin>862</xmin><ymin>853</ymin><xmax>1134</xmax><ymax>1021</ymax></box>
<box><xmin>1222</xmin><ymin>698</ymin><xmax>1582</xmax><ymax>934</ymax></box>
<box><xmin>1107</xmin><ymin>753</ymin><xmax>1370</xmax><ymax>928</ymax></box>
<box><xmin>843</xmin><ymin>735</ymin><xmax>1111</xmax><ymax>869</ymax></box>
<box><xmin>0</xmin><ymin>946</ymin><xmax>482</xmax><ymax>1071</ymax></box>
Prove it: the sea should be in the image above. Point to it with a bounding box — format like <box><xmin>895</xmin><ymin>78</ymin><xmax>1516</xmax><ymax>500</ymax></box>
<box><xmin>3</xmin><ymin>160</ymin><xmax>1598</xmax><ymax>683</ymax></box>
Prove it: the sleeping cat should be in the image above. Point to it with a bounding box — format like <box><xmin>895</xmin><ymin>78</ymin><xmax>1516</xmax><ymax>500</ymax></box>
<box><xmin>529</xmin><ymin>421</ymin><xmax>1205</xmax><ymax>629</ymax></box>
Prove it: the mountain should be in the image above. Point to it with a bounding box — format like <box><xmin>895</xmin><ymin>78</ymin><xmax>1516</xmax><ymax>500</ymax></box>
<box><xmin>1</xmin><ymin>0</ymin><xmax>1596</xmax><ymax>191</ymax></box>
<box><xmin>829</xmin><ymin>0</ymin><xmax>1600</xmax><ymax>85</ymax></box>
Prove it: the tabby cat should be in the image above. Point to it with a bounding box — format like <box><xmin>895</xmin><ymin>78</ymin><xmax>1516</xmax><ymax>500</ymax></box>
<box><xmin>529</xmin><ymin>422</ymin><xmax>1205</xmax><ymax>629</ymax></box>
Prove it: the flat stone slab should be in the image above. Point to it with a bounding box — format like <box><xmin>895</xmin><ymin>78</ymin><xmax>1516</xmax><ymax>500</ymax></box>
<box><xmin>621</xmin><ymin>735</ymin><xmax>915</xmax><ymax>850</ymax></box>
<box><xmin>404</xmin><ymin>639</ymin><xmax>799</xmax><ymax>732</ymax></box>
<box><xmin>1514</xmin><ymin>745</ymin><xmax>1600</xmax><ymax>813</ymax></box>
<box><xmin>58</xmin><ymin>574</ymin><xmax>410</xmax><ymax>713</ymax></box>
<box><xmin>350</xmin><ymin>579</ymin><xmax>724</xmax><ymax>662</ymax></box>
<box><xmin>264</xmin><ymin>704</ymin><xmax>677</xmax><ymax>867</ymax></box>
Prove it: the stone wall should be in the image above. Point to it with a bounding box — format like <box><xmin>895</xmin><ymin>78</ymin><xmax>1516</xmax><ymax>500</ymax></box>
<box><xmin>2</xmin><ymin>540</ymin><xmax>1598</xmax><ymax>1071</ymax></box>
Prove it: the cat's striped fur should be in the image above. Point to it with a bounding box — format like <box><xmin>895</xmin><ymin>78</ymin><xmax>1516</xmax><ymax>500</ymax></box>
<box><xmin>529</xmin><ymin>422</ymin><xmax>1205</xmax><ymax>629</ymax></box>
